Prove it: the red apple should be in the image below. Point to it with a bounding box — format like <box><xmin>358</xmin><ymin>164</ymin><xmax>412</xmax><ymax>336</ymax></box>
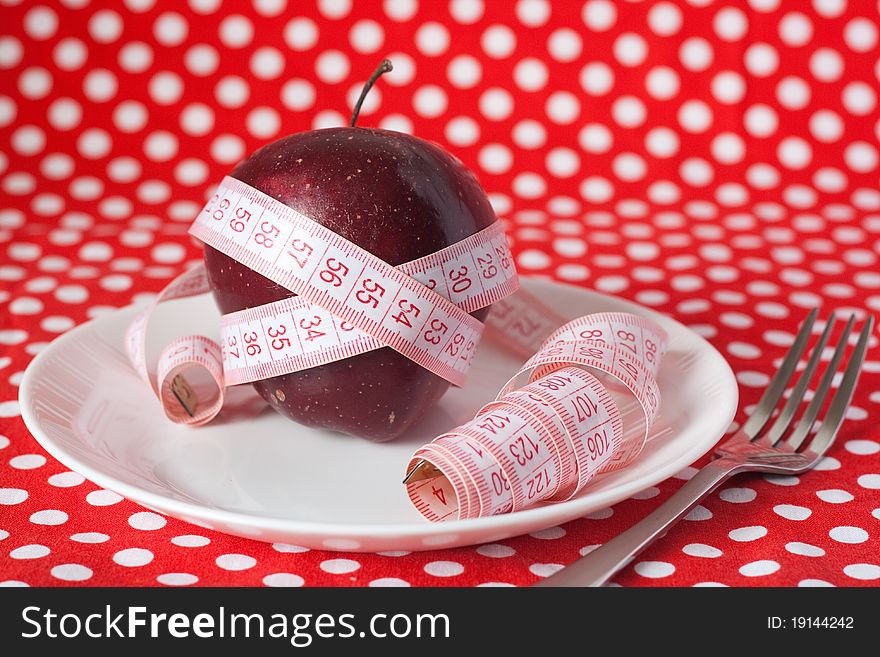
<box><xmin>204</xmin><ymin>62</ymin><xmax>496</xmax><ymax>441</ymax></box>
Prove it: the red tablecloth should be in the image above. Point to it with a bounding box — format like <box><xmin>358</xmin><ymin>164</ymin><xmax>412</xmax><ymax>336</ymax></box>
<box><xmin>1</xmin><ymin>0</ymin><xmax>879</xmax><ymax>587</ymax></box>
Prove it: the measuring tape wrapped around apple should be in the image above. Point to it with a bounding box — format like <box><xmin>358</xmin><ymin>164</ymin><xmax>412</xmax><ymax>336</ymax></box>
<box><xmin>125</xmin><ymin>62</ymin><xmax>667</xmax><ymax>521</ymax></box>
<box><xmin>126</xmin><ymin>174</ymin><xmax>667</xmax><ymax>522</ymax></box>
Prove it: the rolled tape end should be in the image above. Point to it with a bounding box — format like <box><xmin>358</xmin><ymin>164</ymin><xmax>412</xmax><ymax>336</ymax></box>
<box><xmin>170</xmin><ymin>374</ymin><xmax>198</xmax><ymax>418</ymax></box>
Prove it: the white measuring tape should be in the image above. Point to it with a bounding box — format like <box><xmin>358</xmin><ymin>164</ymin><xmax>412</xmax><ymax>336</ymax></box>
<box><xmin>405</xmin><ymin>311</ymin><xmax>666</xmax><ymax>520</ymax></box>
<box><xmin>126</xmin><ymin>175</ymin><xmax>668</xmax><ymax>520</ymax></box>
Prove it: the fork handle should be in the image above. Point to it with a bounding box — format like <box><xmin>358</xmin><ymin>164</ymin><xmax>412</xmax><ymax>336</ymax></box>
<box><xmin>533</xmin><ymin>457</ymin><xmax>742</xmax><ymax>587</ymax></box>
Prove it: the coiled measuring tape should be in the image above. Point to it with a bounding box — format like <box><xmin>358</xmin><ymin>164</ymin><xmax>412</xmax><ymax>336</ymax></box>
<box><xmin>126</xmin><ymin>176</ymin><xmax>668</xmax><ymax>520</ymax></box>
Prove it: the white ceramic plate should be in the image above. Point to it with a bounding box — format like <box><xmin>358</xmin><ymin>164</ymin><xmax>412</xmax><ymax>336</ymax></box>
<box><xmin>19</xmin><ymin>278</ymin><xmax>737</xmax><ymax>552</ymax></box>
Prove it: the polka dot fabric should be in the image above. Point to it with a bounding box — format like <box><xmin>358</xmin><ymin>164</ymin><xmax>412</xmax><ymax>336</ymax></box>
<box><xmin>1</xmin><ymin>0</ymin><xmax>879</xmax><ymax>587</ymax></box>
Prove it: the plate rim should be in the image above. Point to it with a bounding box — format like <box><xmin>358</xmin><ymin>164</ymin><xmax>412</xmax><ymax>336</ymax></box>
<box><xmin>19</xmin><ymin>277</ymin><xmax>738</xmax><ymax>544</ymax></box>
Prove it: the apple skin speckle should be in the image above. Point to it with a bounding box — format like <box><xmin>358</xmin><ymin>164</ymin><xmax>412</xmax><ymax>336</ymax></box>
<box><xmin>204</xmin><ymin>127</ymin><xmax>495</xmax><ymax>441</ymax></box>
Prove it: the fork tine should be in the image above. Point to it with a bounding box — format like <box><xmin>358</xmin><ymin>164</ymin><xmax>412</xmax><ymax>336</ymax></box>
<box><xmin>742</xmin><ymin>308</ymin><xmax>817</xmax><ymax>438</ymax></box>
<box><xmin>763</xmin><ymin>313</ymin><xmax>837</xmax><ymax>446</ymax></box>
<box><xmin>800</xmin><ymin>315</ymin><xmax>874</xmax><ymax>458</ymax></box>
<box><xmin>785</xmin><ymin>314</ymin><xmax>855</xmax><ymax>450</ymax></box>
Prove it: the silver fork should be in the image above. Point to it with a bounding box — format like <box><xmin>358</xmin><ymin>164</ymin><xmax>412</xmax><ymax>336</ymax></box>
<box><xmin>534</xmin><ymin>309</ymin><xmax>874</xmax><ymax>587</ymax></box>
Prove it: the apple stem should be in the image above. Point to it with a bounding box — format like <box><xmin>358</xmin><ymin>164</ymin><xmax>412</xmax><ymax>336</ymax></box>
<box><xmin>350</xmin><ymin>59</ymin><xmax>393</xmax><ymax>127</ymax></box>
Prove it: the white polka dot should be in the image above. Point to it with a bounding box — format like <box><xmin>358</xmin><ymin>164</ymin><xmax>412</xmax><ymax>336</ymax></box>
<box><xmin>11</xmin><ymin>124</ymin><xmax>46</xmax><ymax>156</ymax></box>
<box><xmin>582</xmin><ymin>0</ymin><xmax>616</xmax><ymax>31</ymax></box>
<box><xmin>320</xmin><ymin>558</ymin><xmax>361</xmax><ymax>574</ymax></box>
<box><xmin>842</xmin><ymin>81</ymin><xmax>876</xmax><ymax>116</ymax></box>
<box><xmin>10</xmin><ymin>544</ymin><xmax>50</xmax><ymax>559</ymax></box>
<box><xmin>0</xmin><ymin>488</ymin><xmax>27</xmax><ymax>504</ymax></box>
<box><xmin>786</xmin><ymin>542</ymin><xmax>825</xmax><ymax>557</ymax></box>
<box><xmin>89</xmin><ymin>9</ymin><xmax>123</xmax><ymax>43</ymax></box>
<box><xmin>512</xmin><ymin>57</ymin><xmax>546</xmax><ymax>92</ymax></box>
<box><xmin>53</xmin><ymin>37</ymin><xmax>87</xmax><ymax>71</ymax></box>
<box><xmin>382</xmin><ymin>52</ymin><xmax>414</xmax><ymax>87</ymax></box>
<box><xmin>744</xmin><ymin>43</ymin><xmax>779</xmax><ymax>77</ymax></box>
<box><xmin>369</xmin><ymin>577</ymin><xmax>409</xmax><ymax>587</ymax></box>
<box><xmin>70</xmin><ymin>532</ymin><xmax>110</xmax><ymax>543</ymax></box>
<box><xmin>215</xmin><ymin>554</ymin><xmax>257</xmax><ymax>571</ymax></box>
<box><xmin>578</xmin><ymin>176</ymin><xmax>614</xmax><ymax>203</ymax></box>
<box><xmin>579</xmin><ymin>62</ymin><xmax>614</xmax><ymax>96</ymax></box>
<box><xmin>218</xmin><ymin>14</ymin><xmax>253</xmax><ymax>48</ymax></box>
<box><xmin>9</xmin><ymin>454</ymin><xmax>45</xmax><ymax>469</ymax></box>
<box><xmin>684</xmin><ymin>505</ymin><xmax>712</xmax><ymax>521</ymax></box>
<box><xmin>812</xmin><ymin>0</ymin><xmax>847</xmax><ymax>19</ymax></box>
<box><xmin>613</xmin><ymin>33</ymin><xmax>647</xmax><ymax>67</ymax></box>
<box><xmin>415</xmin><ymin>22</ymin><xmax>449</xmax><ymax>57</ymax></box>
<box><xmin>476</xmin><ymin>543</ymin><xmax>516</xmax><ymax>558</ymax></box>
<box><xmin>414</xmin><ymin>85</ymin><xmax>448</xmax><ymax>118</ymax></box>
<box><xmin>779</xmin><ymin>12</ymin><xmax>813</xmax><ymax>46</ymax></box>
<box><xmin>578</xmin><ymin>123</ymin><xmax>612</xmax><ymax>153</ymax></box>
<box><xmin>683</xmin><ymin>543</ymin><xmax>722</xmax><ymax>558</ymax></box>
<box><xmin>481</xmin><ymin>24</ymin><xmax>516</xmax><ymax>59</ymax></box>
<box><xmin>845</xmin><ymin>440</ymin><xmax>879</xmax><ymax>455</ymax></box>
<box><xmin>648</xmin><ymin>2</ymin><xmax>682</xmax><ymax>35</ymax></box>
<box><xmin>172</xmin><ymin>534</ymin><xmax>210</xmax><ymax>548</ymax></box>
<box><xmin>318</xmin><ymin>0</ymin><xmax>351</xmax><ymax>19</ymax></box>
<box><xmin>777</xmin><ymin>137</ymin><xmax>812</xmax><ymax>170</ymax></box>
<box><xmin>29</xmin><ymin>509</ymin><xmax>67</xmax><ymax>526</ymax></box>
<box><xmin>613</xmin><ymin>153</ymin><xmax>646</xmax><ymax>182</ymax></box>
<box><xmin>86</xmin><ymin>489</ymin><xmax>123</xmax><ymax>506</ymax></box>
<box><xmin>19</xmin><ymin>66</ymin><xmax>53</xmax><ymax>100</ymax></box>
<box><xmin>810</xmin><ymin>48</ymin><xmax>844</xmax><ymax>82</ymax></box>
<box><xmin>547</xmin><ymin>28</ymin><xmax>582</xmax><ymax>62</ymax></box>
<box><xmin>51</xmin><ymin>564</ymin><xmax>92</xmax><ymax>582</ymax></box>
<box><xmin>844</xmin><ymin>17</ymin><xmax>878</xmax><ymax>52</ymax></box>
<box><xmin>113</xmin><ymin>548</ymin><xmax>156</xmax><ymax>567</ymax></box>
<box><xmin>845</xmin><ymin>142</ymin><xmax>879</xmax><ymax>173</ymax></box>
<box><xmin>478</xmin><ymin>144</ymin><xmax>513</xmax><ymax>175</ymax></box>
<box><xmin>0</xmin><ymin>36</ymin><xmax>23</xmax><ymax>69</ymax></box>
<box><xmin>719</xmin><ymin>487</ymin><xmax>757</xmax><ymax>503</ymax></box>
<box><xmin>843</xmin><ymin>564</ymin><xmax>880</xmax><ymax>581</ymax></box>
<box><xmin>54</xmin><ymin>285</ymin><xmax>89</xmax><ymax>304</ymax></box>
<box><xmin>48</xmin><ymin>471</ymin><xmax>84</xmax><ymax>487</ymax></box>
<box><xmin>739</xmin><ymin>560</ymin><xmax>780</xmax><ymax>577</ymax></box>
<box><xmin>712</xmin><ymin>71</ymin><xmax>745</xmax><ymax>104</ymax></box>
<box><xmin>383</xmin><ymin>0</ymin><xmax>418</xmax><ymax>21</ymax></box>
<box><xmin>184</xmin><ymin>44</ymin><xmax>219</xmax><ymax>77</ymax></box>
<box><xmin>829</xmin><ymin>526</ymin><xmax>868</xmax><ymax>544</ymax></box>
<box><xmin>729</xmin><ymin>526</ymin><xmax>767</xmax><ymax>542</ymax></box>
<box><xmin>775</xmin><ymin>76</ymin><xmax>811</xmax><ymax>111</ymax></box>
<box><xmin>106</xmin><ymin>156</ymin><xmax>141</xmax><ymax>183</ymax></box>
<box><xmin>153</xmin><ymin>12</ymin><xmax>188</xmax><ymax>47</ymax></box>
<box><xmin>158</xmin><ymin>573</ymin><xmax>198</xmax><ymax>586</ymax></box>
<box><xmin>284</xmin><ymin>17</ymin><xmax>318</xmax><ymax>51</ymax></box>
<box><xmin>151</xmin><ymin>243</ymin><xmax>186</xmax><ymax>264</ymax></box>
<box><xmin>517</xmin><ymin>249</ymin><xmax>550</xmax><ymax>269</ymax></box>
<box><xmin>444</xmin><ymin>116</ymin><xmax>479</xmax><ymax>146</ymax></box>
<box><xmin>530</xmin><ymin>526</ymin><xmax>566</xmax><ymax>540</ymax></box>
<box><xmin>148</xmin><ymin>71</ymin><xmax>183</xmax><ymax>105</ymax></box>
<box><xmin>680</xmin><ymin>37</ymin><xmax>713</xmax><ymax>71</ymax></box>
<box><xmin>174</xmin><ymin>159</ymin><xmax>209</xmax><ymax>187</ymax></box>
<box><xmin>858</xmin><ymin>474</ymin><xmax>880</xmax><ymax>489</ymax></box>
<box><xmin>263</xmin><ymin>573</ymin><xmax>305</xmax><ymax>587</ymax></box>
<box><xmin>645</xmin><ymin>66</ymin><xmax>679</xmax><ymax>101</ymax></box>
<box><xmin>773</xmin><ymin>504</ymin><xmax>812</xmax><ymax>520</ymax></box>
<box><xmin>348</xmin><ymin>20</ymin><xmax>383</xmax><ymax>54</ymax></box>
<box><xmin>809</xmin><ymin>109</ymin><xmax>844</xmax><ymax>143</ymax></box>
<box><xmin>678</xmin><ymin>100</ymin><xmax>713</xmax><ymax>133</ymax></box>
<box><xmin>214</xmin><ymin>75</ymin><xmax>249</xmax><ymax>108</ymax></box>
<box><xmin>634</xmin><ymin>561</ymin><xmax>675</xmax><ymax>578</ymax></box>
<box><xmin>712</xmin><ymin>132</ymin><xmax>745</xmax><ymax>164</ymax></box>
<box><xmin>528</xmin><ymin>563</ymin><xmax>563</xmax><ymax>578</ymax></box>
<box><xmin>24</xmin><ymin>5</ymin><xmax>59</xmax><ymax>40</ymax></box>
<box><xmin>118</xmin><ymin>40</ymin><xmax>153</xmax><ymax>73</ymax></box>
<box><xmin>271</xmin><ymin>543</ymin><xmax>308</xmax><ymax>553</ymax></box>
<box><xmin>128</xmin><ymin>511</ymin><xmax>167</xmax><ymax>531</ymax></box>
